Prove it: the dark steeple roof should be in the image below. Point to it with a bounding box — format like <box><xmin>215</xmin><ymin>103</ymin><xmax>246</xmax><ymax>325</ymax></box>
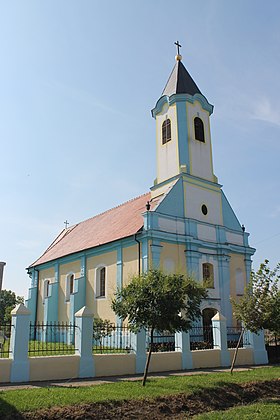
<box><xmin>162</xmin><ymin>59</ymin><xmax>202</xmax><ymax>97</ymax></box>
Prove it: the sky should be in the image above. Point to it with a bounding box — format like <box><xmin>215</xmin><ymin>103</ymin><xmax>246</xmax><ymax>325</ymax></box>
<box><xmin>0</xmin><ymin>0</ymin><xmax>280</xmax><ymax>298</ymax></box>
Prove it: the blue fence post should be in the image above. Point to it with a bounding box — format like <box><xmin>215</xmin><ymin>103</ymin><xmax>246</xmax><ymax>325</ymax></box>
<box><xmin>246</xmin><ymin>330</ymin><xmax>268</xmax><ymax>365</ymax></box>
<box><xmin>212</xmin><ymin>313</ymin><xmax>230</xmax><ymax>367</ymax></box>
<box><xmin>175</xmin><ymin>331</ymin><xmax>193</xmax><ymax>370</ymax></box>
<box><xmin>10</xmin><ymin>304</ymin><xmax>31</xmax><ymax>382</ymax></box>
<box><xmin>75</xmin><ymin>306</ymin><xmax>95</xmax><ymax>378</ymax></box>
<box><xmin>132</xmin><ymin>329</ymin><xmax>146</xmax><ymax>373</ymax></box>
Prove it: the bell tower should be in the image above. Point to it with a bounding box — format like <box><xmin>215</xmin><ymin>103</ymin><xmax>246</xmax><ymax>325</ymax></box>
<box><xmin>151</xmin><ymin>43</ymin><xmax>217</xmax><ymax>192</ymax></box>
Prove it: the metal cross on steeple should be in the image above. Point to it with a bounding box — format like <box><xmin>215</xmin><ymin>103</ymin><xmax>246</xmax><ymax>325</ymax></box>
<box><xmin>174</xmin><ymin>40</ymin><xmax>182</xmax><ymax>55</ymax></box>
<box><xmin>64</xmin><ymin>220</ymin><xmax>69</xmax><ymax>229</ymax></box>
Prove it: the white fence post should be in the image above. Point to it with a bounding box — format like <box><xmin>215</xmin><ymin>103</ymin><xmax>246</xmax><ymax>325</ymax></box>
<box><xmin>175</xmin><ymin>331</ymin><xmax>193</xmax><ymax>370</ymax></box>
<box><xmin>10</xmin><ymin>304</ymin><xmax>31</xmax><ymax>382</ymax></box>
<box><xmin>246</xmin><ymin>330</ymin><xmax>268</xmax><ymax>365</ymax></box>
<box><xmin>75</xmin><ymin>306</ymin><xmax>95</xmax><ymax>378</ymax></box>
<box><xmin>212</xmin><ymin>312</ymin><xmax>230</xmax><ymax>367</ymax></box>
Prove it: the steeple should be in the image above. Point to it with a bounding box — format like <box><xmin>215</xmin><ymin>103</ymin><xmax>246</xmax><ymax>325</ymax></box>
<box><xmin>151</xmin><ymin>43</ymin><xmax>215</xmax><ymax>191</ymax></box>
<box><xmin>162</xmin><ymin>59</ymin><xmax>202</xmax><ymax>97</ymax></box>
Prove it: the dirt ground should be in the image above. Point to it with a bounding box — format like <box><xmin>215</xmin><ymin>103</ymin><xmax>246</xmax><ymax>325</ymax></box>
<box><xmin>6</xmin><ymin>379</ymin><xmax>279</xmax><ymax>419</ymax></box>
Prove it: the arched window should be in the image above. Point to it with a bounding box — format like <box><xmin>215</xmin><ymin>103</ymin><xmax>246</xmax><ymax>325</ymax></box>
<box><xmin>43</xmin><ymin>279</ymin><xmax>50</xmax><ymax>300</ymax></box>
<box><xmin>202</xmin><ymin>263</ymin><xmax>214</xmax><ymax>288</ymax></box>
<box><xmin>96</xmin><ymin>266</ymin><xmax>106</xmax><ymax>298</ymax></box>
<box><xmin>162</xmin><ymin>118</ymin><xmax>171</xmax><ymax>144</ymax></box>
<box><xmin>194</xmin><ymin>117</ymin><xmax>205</xmax><ymax>142</ymax></box>
<box><xmin>65</xmin><ymin>273</ymin><xmax>75</xmax><ymax>302</ymax></box>
<box><xmin>236</xmin><ymin>268</ymin><xmax>244</xmax><ymax>296</ymax></box>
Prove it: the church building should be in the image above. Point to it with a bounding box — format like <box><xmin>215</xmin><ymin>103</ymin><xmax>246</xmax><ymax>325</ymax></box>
<box><xmin>26</xmin><ymin>46</ymin><xmax>255</xmax><ymax>329</ymax></box>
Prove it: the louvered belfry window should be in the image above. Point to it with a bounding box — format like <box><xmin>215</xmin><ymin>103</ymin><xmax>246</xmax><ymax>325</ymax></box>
<box><xmin>194</xmin><ymin>117</ymin><xmax>205</xmax><ymax>142</ymax></box>
<box><xmin>162</xmin><ymin>118</ymin><xmax>171</xmax><ymax>144</ymax></box>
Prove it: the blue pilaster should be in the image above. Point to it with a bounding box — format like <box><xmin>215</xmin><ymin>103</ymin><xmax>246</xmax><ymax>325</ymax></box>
<box><xmin>217</xmin><ymin>254</ymin><xmax>232</xmax><ymax>325</ymax></box>
<box><xmin>69</xmin><ymin>256</ymin><xmax>87</xmax><ymax>325</ymax></box>
<box><xmin>141</xmin><ymin>238</ymin><xmax>149</xmax><ymax>272</ymax></box>
<box><xmin>176</xmin><ymin>101</ymin><xmax>190</xmax><ymax>173</ymax></box>
<box><xmin>116</xmin><ymin>245</ymin><xmax>123</xmax><ymax>326</ymax></box>
<box><xmin>150</xmin><ymin>240</ymin><xmax>163</xmax><ymax>269</ymax></box>
<box><xmin>185</xmin><ymin>240</ymin><xmax>200</xmax><ymax>280</ymax></box>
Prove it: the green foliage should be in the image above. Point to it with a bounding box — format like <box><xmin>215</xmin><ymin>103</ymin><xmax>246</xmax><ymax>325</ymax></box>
<box><xmin>231</xmin><ymin>260</ymin><xmax>280</xmax><ymax>335</ymax></box>
<box><xmin>93</xmin><ymin>317</ymin><xmax>114</xmax><ymax>353</ymax></box>
<box><xmin>112</xmin><ymin>270</ymin><xmax>207</xmax><ymax>334</ymax></box>
<box><xmin>0</xmin><ymin>289</ymin><xmax>24</xmax><ymax>324</ymax></box>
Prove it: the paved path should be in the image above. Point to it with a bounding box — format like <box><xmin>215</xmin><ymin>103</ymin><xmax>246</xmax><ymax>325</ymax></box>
<box><xmin>0</xmin><ymin>365</ymin><xmax>271</xmax><ymax>392</ymax></box>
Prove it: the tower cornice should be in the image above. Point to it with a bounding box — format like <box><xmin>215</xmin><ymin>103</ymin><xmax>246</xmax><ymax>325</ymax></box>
<box><xmin>151</xmin><ymin>92</ymin><xmax>214</xmax><ymax>118</ymax></box>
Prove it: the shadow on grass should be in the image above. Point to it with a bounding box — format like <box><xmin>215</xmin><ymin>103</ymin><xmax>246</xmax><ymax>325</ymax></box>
<box><xmin>0</xmin><ymin>396</ymin><xmax>24</xmax><ymax>419</ymax></box>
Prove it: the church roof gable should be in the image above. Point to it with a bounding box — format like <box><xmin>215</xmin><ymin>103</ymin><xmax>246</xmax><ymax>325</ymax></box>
<box><xmin>162</xmin><ymin>60</ymin><xmax>202</xmax><ymax>97</ymax></box>
<box><xmin>30</xmin><ymin>192</ymin><xmax>155</xmax><ymax>267</ymax></box>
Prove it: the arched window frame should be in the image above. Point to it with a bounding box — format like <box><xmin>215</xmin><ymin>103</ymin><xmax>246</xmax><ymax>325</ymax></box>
<box><xmin>95</xmin><ymin>265</ymin><xmax>106</xmax><ymax>299</ymax></box>
<box><xmin>162</xmin><ymin>118</ymin><xmax>171</xmax><ymax>145</ymax></box>
<box><xmin>65</xmin><ymin>273</ymin><xmax>75</xmax><ymax>302</ymax></box>
<box><xmin>202</xmin><ymin>263</ymin><xmax>214</xmax><ymax>289</ymax></box>
<box><xmin>194</xmin><ymin>117</ymin><xmax>205</xmax><ymax>142</ymax></box>
<box><xmin>43</xmin><ymin>279</ymin><xmax>51</xmax><ymax>300</ymax></box>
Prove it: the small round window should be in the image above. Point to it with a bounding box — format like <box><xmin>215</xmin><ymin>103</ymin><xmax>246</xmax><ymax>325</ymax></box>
<box><xmin>201</xmin><ymin>204</ymin><xmax>208</xmax><ymax>215</ymax></box>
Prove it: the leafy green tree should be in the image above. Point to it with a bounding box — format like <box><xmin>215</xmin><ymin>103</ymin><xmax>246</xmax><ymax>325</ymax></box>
<box><xmin>231</xmin><ymin>260</ymin><xmax>280</xmax><ymax>334</ymax></box>
<box><xmin>230</xmin><ymin>260</ymin><xmax>280</xmax><ymax>372</ymax></box>
<box><xmin>93</xmin><ymin>317</ymin><xmax>114</xmax><ymax>353</ymax></box>
<box><xmin>112</xmin><ymin>269</ymin><xmax>207</xmax><ymax>385</ymax></box>
<box><xmin>0</xmin><ymin>290</ymin><xmax>24</xmax><ymax>324</ymax></box>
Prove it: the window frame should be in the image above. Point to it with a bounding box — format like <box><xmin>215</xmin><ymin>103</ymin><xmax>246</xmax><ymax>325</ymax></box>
<box><xmin>65</xmin><ymin>273</ymin><xmax>75</xmax><ymax>302</ymax></box>
<box><xmin>194</xmin><ymin>117</ymin><xmax>205</xmax><ymax>143</ymax></box>
<box><xmin>162</xmin><ymin>118</ymin><xmax>171</xmax><ymax>145</ymax></box>
<box><xmin>43</xmin><ymin>279</ymin><xmax>51</xmax><ymax>300</ymax></box>
<box><xmin>95</xmin><ymin>265</ymin><xmax>106</xmax><ymax>299</ymax></box>
<box><xmin>202</xmin><ymin>263</ymin><xmax>214</xmax><ymax>289</ymax></box>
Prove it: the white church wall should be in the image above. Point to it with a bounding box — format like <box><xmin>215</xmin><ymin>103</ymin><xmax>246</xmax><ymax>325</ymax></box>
<box><xmin>156</xmin><ymin>104</ymin><xmax>179</xmax><ymax>184</ymax></box>
<box><xmin>186</xmin><ymin>101</ymin><xmax>214</xmax><ymax>182</ymax></box>
<box><xmin>226</xmin><ymin>231</ymin><xmax>243</xmax><ymax>246</ymax></box>
<box><xmin>197</xmin><ymin>224</ymin><xmax>216</xmax><ymax>242</ymax></box>
<box><xmin>184</xmin><ymin>182</ymin><xmax>222</xmax><ymax>225</ymax></box>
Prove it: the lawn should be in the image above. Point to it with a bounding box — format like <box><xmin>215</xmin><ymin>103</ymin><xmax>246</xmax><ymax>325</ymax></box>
<box><xmin>196</xmin><ymin>400</ymin><xmax>280</xmax><ymax>419</ymax></box>
<box><xmin>0</xmin><ymin>366</ymin><xmax>279</xmax><ymax>418</ymax></box>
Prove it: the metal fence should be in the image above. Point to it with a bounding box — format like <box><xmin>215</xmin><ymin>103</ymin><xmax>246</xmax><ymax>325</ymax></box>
<box><xmin>189</xmin><ymin>326</ymin><xmax>216</xmax><ymax>350</ymax></box>
<box><xmin>227</xmin><ymin>327</ymin><xmax>251</xmax><ymax>349</ymax></box>
<box><xmin>92</xmin><ymin>324</ymin><xmax>133</xmax><ymax>354</ymax></box>
<box><xmin>146</xmin><ymin>330</ymin><xmax>176</xmax><ymax>352</ymax></box>
<box><xmin>29</xmin><ymin>322</ymin><xmax>77</xmax><ymax>356</ymax></box>
<box><xmin>0</xmin><ymin>322</ymin><xmax>12</xmax><ymax>358</ymax></box>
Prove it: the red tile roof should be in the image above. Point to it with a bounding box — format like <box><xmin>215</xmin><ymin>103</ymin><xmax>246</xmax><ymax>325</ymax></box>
<box><xmin>30</xmin><ymin>192</ymin><xmax>155</xmax><ymax>267</ymax></box>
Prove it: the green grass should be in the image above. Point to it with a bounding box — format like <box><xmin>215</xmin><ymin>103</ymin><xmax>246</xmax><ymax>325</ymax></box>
<box><xmin>195</xmin><ymin>400</ymin><xmax>280</xmax><ymax>419</ymax></box>
<box><xmin>0</xmin><ymin>366</ymin><xmax>279</xmax><ymax>417</ymax></box>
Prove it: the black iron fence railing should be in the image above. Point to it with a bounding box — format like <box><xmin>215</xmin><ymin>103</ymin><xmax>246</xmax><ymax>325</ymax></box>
<box><xmin>146</xmin><ymin>330</ymin><xmax>176</xmax><ymax>352</ymax></box>
<box><xmin>29</xmin><ymin>322</ymin><xmax>77</xmax><ymax>356</ymax></box>
<box><xmin>92</xmin><ymin>324</ymin><xmax>133</xmax><ymax>354</ymax></box>
<box><xmin>189</xmin><ymin>326</ymin><xmax>216</xmax><ymax>350</ymax></box>
<box><xmin>226</xmin><ymin>327</ymin><xmax>250</xmax><ymax>349</ymax></box>
<box><xmin>0</xmin><ymin>323</ymin><xmax>12</xmax><ymax>358</ymax></box>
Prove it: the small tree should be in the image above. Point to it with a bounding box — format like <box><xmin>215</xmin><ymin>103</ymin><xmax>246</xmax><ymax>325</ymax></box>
<box><xmin>92</xmin><ymin>317</ymin><xmax>114</xmax><ymax>353</ymax></box>
<box><xmin>112</xmin><ymin>270</ymin><xmax>207</xmax><ymax>385</ymax></box>
<box><xmin>0</xmin><ymin>290</ymin><xmax>24</xmax><ymax>324</ymax></box>
<box><xmin>230</xmin><ymin>260</ymin><xmax>280</xmax><ymax>372</ymax></box>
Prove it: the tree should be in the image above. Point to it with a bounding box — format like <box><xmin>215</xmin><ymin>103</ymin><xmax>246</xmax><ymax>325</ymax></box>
<box><xmin>93</xmin><ymin>317</ymin><xmax>114</xmax><ymax>353</ymax></box>
<box><xmin>0</xmin><ymin>290</ymin><xmax>24</xmax><ymax>324</ymax></box>
<box><xmin>230</xmin><ymin>260</ymin><xmax>280</xmax><ymax>372</ymax></box>
<box><xmin>112</xmin><ymin>270</ymin><xmax>207</xmax><ymax>386</ymax></box>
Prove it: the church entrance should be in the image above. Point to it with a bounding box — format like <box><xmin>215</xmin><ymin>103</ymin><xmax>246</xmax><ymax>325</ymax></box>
<box><xmin>202</xmin><ymin>308</ymin><xmax>217</xmax><ymax>348</ymax></box>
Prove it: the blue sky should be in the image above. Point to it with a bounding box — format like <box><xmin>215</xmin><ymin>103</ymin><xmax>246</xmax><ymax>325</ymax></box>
<box><xmin>0</xmin><ymin>0</ymin><xmax>280</xmax><ymax>297</ymax></box>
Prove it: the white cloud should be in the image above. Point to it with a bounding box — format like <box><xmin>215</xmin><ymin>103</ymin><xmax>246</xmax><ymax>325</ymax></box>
<box><xmin>251</xmin><ymin>98</ymin><xmax>280</xmax><ymax>126</ymax></box>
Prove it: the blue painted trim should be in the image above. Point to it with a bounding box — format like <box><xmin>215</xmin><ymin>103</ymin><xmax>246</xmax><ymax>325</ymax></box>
<box><xmin>177</xmin><ymin>102</ymin><xmax>190</xmax><ymax>172</ymax></box>
<box><xmin>151</xmin><ymin>173</ymin><xmax>222</xmax><ymax>193</ymax></box>
<box><xmin>152</xmin><ymin>93</ymin><xmax>214</xmax><ymax>117</ymax></box>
